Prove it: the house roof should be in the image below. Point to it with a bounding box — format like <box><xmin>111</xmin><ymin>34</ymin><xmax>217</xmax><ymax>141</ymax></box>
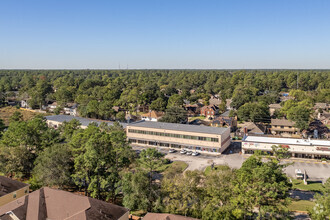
<box><xmin>0</xmin><ymin>176</ymin><xmax>28</xmax><ymax>197</ymax></box>
<box><xmin>128</xmin><ymin>120</ymin><xmax>228</xmax><ymax>135</ymax></box>
<box><xmin>240</xmin><ymin>122</ymin><xmax>265</xmax><ymax>134</ymax></box>
<box><xmin>268</xmin><ymin>103</ymin><xmax>282</xmax><ymax>109</ymax></box>
<box><xmin>0</xmin><ymin>187</ymin><xmax>129</xmax><ymax>220</ymax></box>
<box><xmin>201</xmin><ymin>105</ymin><xmax>219</xmax><ymax>112</ymax></box>
<box><xmin>45</xmin><ymin>115</ymin><xmax>128</xmax><ymax>128</ymax></box>
<box><xmin>141</xmin><ymin>111</ymin><xmax>164</xmax><ymax>119</ymax></box>
<box><xmin>143</xmin><ymin>213</ymin><xmax>199</xmax><ymax>220</ymax></box>
<box><xmin>314</xmin><ymin>103</ymin><xmax>328</xmax><ymax>109</ymax></box>
<box><xmin>271</xmin><ymin>119</ymin><xmax>295</xmax><ymax>127</ymax></box>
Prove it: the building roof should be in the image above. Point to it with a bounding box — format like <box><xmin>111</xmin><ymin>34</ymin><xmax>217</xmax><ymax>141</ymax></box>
<box><xmin>243</xmin><ymin>122</ymin><xmax>266</xmax><ymax>134</ymax></box>
<box><xmin>45</xmin><ymin>115</ymin><xmax>128</xmax><ymax>128</ymax></box>
<box><xmin>141</xmin><ymin>111</ymin><xmax>164</xmax><ymax>119</ymax></box>
<box><xmin>128</xmin><ymin>120</ymin><xmax>228</xmax><ymax>135</ymax></box>
<box><xmin>201</xmin><ymin>105</ymin><xmax>219</xmax><ymax>112</ymax></box>
<box><xmin>243</xmin><ymin>136</ymin><xmax>330</xmax><ymax>147</ymax></box>
<box><xmin>143</xmin><ymin>213</ymin><xmax>199</xmax><ymax>220</ymax></box>
<box><xmin>268</xmin><ymin>103</ymin><xmax>282</xmax><ymax>109</ymax></box>
<box><xmin>314</xmin><ymin>103</ymin><xmax>328</xmax><ymax>109</ymax></box>
<box><xmin>0</xmin><ymin>187</ymin><xmax>129</xmax><ymax>220</ymax></box>
<box><xmin>271</xmin><ymin>119</ymin><xmax>295</xmax><ymax>127</ymax></box>
<box><xmin>0</xmin><ymin>176</ymin><xmax>28</xmax><ymax>197</ymax></box>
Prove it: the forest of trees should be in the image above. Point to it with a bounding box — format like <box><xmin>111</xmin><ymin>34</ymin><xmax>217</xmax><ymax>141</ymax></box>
<box><xmin>0</xmin><ymin>70</ymin><xmax>329</xmax><ymax>125</ymax></box>
<box><xmin>0</xmin><ymin>109</ymin><xmax>329</xmax><ymax>219</ymax></box>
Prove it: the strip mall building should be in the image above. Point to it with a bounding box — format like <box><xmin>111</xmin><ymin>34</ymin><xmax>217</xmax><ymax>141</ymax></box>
<box><xmin>45</xmin><ymin>115</ymin><xmax>231</xmax><ymax>155</ymax></box>
<box><xmin>242</xmin><ymin>136</ymin><xmax>330</xmax><ymax>159</ymax></box>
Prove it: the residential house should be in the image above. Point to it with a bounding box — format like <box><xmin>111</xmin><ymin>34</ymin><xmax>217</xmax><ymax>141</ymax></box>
<box><xmin>63</xmin><ymin>103</ymin><xmax>78</xmax><ymax>116</ymax></box>
<box><xmin>314</xmin><ymin>103</ymin><xmax>329</xmax><ymax>111</ymax></box>
<box><xmin>20</xmin><ymin>100</ymin><xmax>29</xmax><ymax>108</ymax></box>
<box><xmin>237</xmin><ymin>122</ymin><xmax>266</xmax><ymax>136</ymax></box>
<box><xmin>270</xmin><ymin>118</ymin><xmax>297</xmax><ymax>135</ymax></box>
<box><xmin>318</xmin><ymin>112</ymin><xmax>330</xmax><ymax>126</ymax></box>
<box><xmin>141</xmin><ymin>110</ymin><xmax>164</xmax><ymax>122</ymax></box>
<box><xmin>269</xmin><ymin>103</ymin><xmax>282</xmax><ymax>116</ymax></box>
<box><xmin>200</xmin><ymin>105</ymin><xmax>219</xmax><ymax>118</ymax></box>
<box><xmin>48</xmin><ymin>102</ymin><xmax>58</xmax><ymax>112</ymax></box>
<box><xmin>209</xmin><ymin>95</ymin><xmax>221</xmax><ymax>106</ymax></box>
<box><xmin>279</xmin><ymin>92</ymin><xmax>292</xmax><ymax>102</ymax></box>
<box><xmin>211</xmin><ymin>110</ymin><xmax>237</xmax><ymax>131</ymax></box>
<box><xmin>0</xmin><ymin>176</ymin><xmax>29</xmax><ymax>207</ymax></box>
<box><xmin>143</xmin><ymin>213</ymin><xmax>199</xmax><ymax>220</ymax></box>
<box><xmin>184</xmin><ymin>103</ymin><xmax>203</xmax><ymax>117</ymax></box>
<box><xmin>0</xmin><ymin>187</ymin><xmax>129</xmax><ymax>220</ymax></box>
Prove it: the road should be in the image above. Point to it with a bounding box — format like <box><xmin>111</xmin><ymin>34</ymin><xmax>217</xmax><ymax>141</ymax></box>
<box><xmin>132</xmin><ymin>145</ymin><xmax>330</xmax><ymax>182</ymax></box>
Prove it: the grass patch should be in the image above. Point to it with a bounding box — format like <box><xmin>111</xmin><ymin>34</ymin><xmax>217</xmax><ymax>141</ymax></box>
<box><xmin>204</xmin><ymin>165</ymin><xmax>230</xmax><ymax>176</ymax></box>
<box><xmin>158</xmin><ymin>161</ymin><xmax>188</xmax><ymax>173</ymax></box>
<box><xmin>189</xmin><ymin>116</ymin><xmax>206</xmax><ymax>121</ymax></box>
<box><xmin>0</xmin><ymin>106</ymin><xmax>47</xmax><ymax>125</ymax></box>
<box><xmin>291</xmin><ymin>179</ymin><xmax>325</xmax><ymax>192</ymax></box>
<box><xmin>288</xmin><ymin>200</ymin><xmax>315</xmax><ymax>212</ymax></box>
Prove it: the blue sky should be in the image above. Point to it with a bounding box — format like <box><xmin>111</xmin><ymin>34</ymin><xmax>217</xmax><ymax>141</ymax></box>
<box><xmin>1</xmin><ymin>0</ymin><xmax>330</xmax><ymax>69</ymax></box>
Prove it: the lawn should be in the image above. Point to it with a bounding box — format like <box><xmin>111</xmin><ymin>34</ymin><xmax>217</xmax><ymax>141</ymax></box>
<box><xmin>288</xmin><ymin>200</ymin><xmax>315</xmax><ymax>212</ymax></box>
<box><xmin>188</xmin><ymin>116</ymin><xmax>206</xmax><ymax>121</ymax></box>
<box><xmin>291</xmin><ymin>179</ymin><xmax>325</xmax><ymax>192</ymax></box>
<box><xmin>204</xmin><ymin>164</ymin><xmax>230</xmax><ymax>175</ymax></box>
<box><xmin>158</xmin><ymin>161</ymin><xmax>188</xmax><ymax>173</ymax></box>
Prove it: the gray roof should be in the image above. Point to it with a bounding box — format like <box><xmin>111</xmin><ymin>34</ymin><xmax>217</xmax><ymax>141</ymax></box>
<box><xmin>220</xmin><ymin>110</ymin><xmax>230</xmax><ymax>117</ymax></box>
<box><xmin>128</xmin><ymin>120</ymin><xmax>228</xmax><ymax>135</ymax></box>
<box><xmin>45</xmin><ymin>115</ymin><xmax>128</xmax><ymax>128</ymax></box>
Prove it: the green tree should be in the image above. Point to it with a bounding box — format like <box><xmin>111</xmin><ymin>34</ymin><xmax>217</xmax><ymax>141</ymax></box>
<box><xmin>309</xmin><ymin>178</ymin><xmax>330</xmax><ymax>220</ymax></box>
<box><xmin>33</xmin><ymin>144</ymin><xmax>73</xmax><ymax>189</ymax></box>
<box><xmin>150</xmin><ymin>97</ymin><xmax>167</xmax><ymax>111</ymax></box>
<box><xmin>287</xmin><ymin>105</ymin><xmax>311</xmax><ymax>131</ymax></box>
<box><xmin>237</xmin><ymin>102</ymin><xmax>270</xmax><ymax>122</ymax></box>
<box><xmin>58</xmin><ymin>119</ymin><xmax>82</xmax><ymax>141</ymax></box>
<box><xmin>159</xmin><ymin>106</ymin><xmax>187</xmax><ymax>123</ymax></box>
<box><xmin>167</xmin><ymin>94</ymin><xmax>184</xmax><ymax>108</ymax></box>
<box><xmin>9</xmin><ymin>111</ymin><xmax>23</xmax><ymax>123</ymax></box>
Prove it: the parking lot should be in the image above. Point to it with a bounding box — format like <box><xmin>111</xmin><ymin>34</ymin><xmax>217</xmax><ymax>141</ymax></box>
<box><xmin>132</xmin><ymin>145</ymin><xmax>330</xmax><ymax>182</ymax></box>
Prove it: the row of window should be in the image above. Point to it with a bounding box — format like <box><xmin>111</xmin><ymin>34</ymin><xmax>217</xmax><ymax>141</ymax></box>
<box><xmin>128</xmin><ymin>129</ymin><xmax>219</xmax><ymax>142</ymax></box>
<box><xmin>129</xmin><ymin>139</ymin><xmax>219</xmax><ymax>152</ymax></box>
<box><xmin>273</xmin><ymin>125</ymin><xmax>293</xmax><ymax>129</ymax></box>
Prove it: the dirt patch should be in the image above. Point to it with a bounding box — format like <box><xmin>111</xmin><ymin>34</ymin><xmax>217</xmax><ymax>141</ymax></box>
<box><xmin>0</xmin><ymin>106</ymin><xmax>47</xmax><ymax>125</ymax></box>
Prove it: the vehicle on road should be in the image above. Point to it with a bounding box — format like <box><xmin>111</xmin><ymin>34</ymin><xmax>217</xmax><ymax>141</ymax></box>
<box><xmin>169</xmin><ymin>148</ymin><xmax>176</xmax><ymax>153</ymax></box>
<box><xmin>192</xmin><ymin>151</ymin><xmax>199</xmax><ymax>156</ymax></box>
<box><xmin>180</xmin><ymin>149</ymin><xmax>187</xmax><ymax>154</ymax></box>
<box><xmin>186</xmin><ymin>151</ymin><xmax>192</xmax><ymax>155</ymax></box>
<box><xmin>295</xmin><ymin>169</ymin><xmax>304</xmax><ymax>179</ymax></box>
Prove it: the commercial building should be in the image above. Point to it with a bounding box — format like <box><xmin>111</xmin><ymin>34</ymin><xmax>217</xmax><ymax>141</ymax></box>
<box><xmin>45</xmin><ymin>115</ymin><xmax>231</xmax><ymax>155</ymax></box>
<box><xmin>126</xmin><ymin>121</ymin><xmax>231</xmax><ymax>154</ymax></box>
<box><xmin>242</xmin><ymin>136</ymin><xmax>330</xmax><ymax>159</ymax></box>
<box><xmin>0</xmin><ymin>187</ymin><xmax>129</xmax><ymax>220</ymax></box>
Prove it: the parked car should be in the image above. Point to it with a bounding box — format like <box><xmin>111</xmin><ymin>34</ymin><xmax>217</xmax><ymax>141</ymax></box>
<box><xmin>180</xmin><ymin>149</ymin><xmax>187</xmax><ymax>154</ymax></box>
<box><xmin>169</xmin><ymin>148</ymin><xmax>176</xmax><ymax>153</ymax></box>
<box><xmin>192</xmin><ymin>151</ymin><xmax>199</xmax><ymax>156</ymax></box>
<box><xmin>295</xmin><ymin>169</ymin><xmax>304</xmax><ymax>179</ymax></box>
<box><xmin>186</xmin><ymin>151</ymin><xmax>192</xmax><ymax>155</ymax></box>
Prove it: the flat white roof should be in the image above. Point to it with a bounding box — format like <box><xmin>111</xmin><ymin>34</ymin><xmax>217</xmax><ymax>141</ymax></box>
<box><xmin>243</xmin><ymin>136</ymin><xmax>330</xmax><ymax>147</ymax></box>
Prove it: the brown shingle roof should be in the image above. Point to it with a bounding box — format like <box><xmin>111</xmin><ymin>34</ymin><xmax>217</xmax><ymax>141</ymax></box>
<box><xmin>268</xmin><ymin>103</ymin><xmax>282</xmax><ymax>109</ymax></box>
<box><xmin>271</xmin><ymin>119</ymin><xmax>295</xmax><ymax>127</ymax></box>
<box><xmin>0</xmin><ymin>176</ymin><xmax>28</xmax><ymax>197</ymax></box>
<box><xmin>141</xmin><ymin>111</ymin><xmax>164</xmax><ymax>119</ymax></box>
<box><xmin>143</xmin><ymin>213</ymin><xmax>199</xmax><ymax>220</ymax></box>
<box><xmin>0</xmin><ymin>187</ymin><xmax>129</xmax><ymax>220</ymax></box>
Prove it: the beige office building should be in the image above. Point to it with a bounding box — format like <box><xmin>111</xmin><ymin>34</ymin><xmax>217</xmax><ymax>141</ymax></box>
<box><xmin>127</xmin><ymin>121</ymin><xmax>231</xmax><ymax>154</ymax></box>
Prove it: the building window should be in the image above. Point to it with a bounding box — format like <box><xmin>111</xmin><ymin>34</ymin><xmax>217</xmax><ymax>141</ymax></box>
<box><xmin>289</xmin><ymin>126</ymin><xmax>292</xmax><ymax>128</ymax></box>
<box><xmin>281</xmin><ymin>126</ymin><xmax>284</xmax><ymax>128</ymax></box>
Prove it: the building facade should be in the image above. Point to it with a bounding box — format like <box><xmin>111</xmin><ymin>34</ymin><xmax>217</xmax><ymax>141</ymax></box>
<box><xmin>271</xmin><ymin>118</ymin><xmax>297</xmax><ymax>135</ymax></box>
<box><xmin>0</xmin><ymin>176</ymin><xmax>29</xmax><ymax>207</ymax></box>
<box><xmin>242</xmin><ymin>136</ymin><xmax>330</xmax><ymax>159</ymax></box>
<box><xmin>126</xmin><ymin>121</ymin><xmax>231</xmax><ymax>154</ymax></box>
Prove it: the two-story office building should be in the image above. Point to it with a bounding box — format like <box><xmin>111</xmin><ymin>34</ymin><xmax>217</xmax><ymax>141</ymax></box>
<box><xmin>242</xmin><ymin>136</ymin><xmax>330</xmax><ymax>159</ymax></box>
<box><xmin>126</xmin><ymin>121</ymin><xmax>231</xmax><ymax>154</ymax></box>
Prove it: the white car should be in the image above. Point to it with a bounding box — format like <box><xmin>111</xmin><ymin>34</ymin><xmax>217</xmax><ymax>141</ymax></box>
<box><xmin>169</xmin><ymin>148</ymin><xmax>176</xmax><ymax>153</ymax></box>
<box><xmin>192</xmin><ymin>151</ymin><xmax>199</xmax><ymax>156</ymax></box>
<box><xmin>186</xmin><ymin>151</ymin><xmax>192</xmax><ymax>155</ymax></box>
<box><xmin>180</xmin><ymin>149</ymin><xmax>187</xmax><ymax>154</ymax></box>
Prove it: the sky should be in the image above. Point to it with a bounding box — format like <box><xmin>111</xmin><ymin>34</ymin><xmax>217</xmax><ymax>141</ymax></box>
<box><xmin>1</xmin><ymin>0</ymin><xmax>330</xmax><ymax>69</ymax></box>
